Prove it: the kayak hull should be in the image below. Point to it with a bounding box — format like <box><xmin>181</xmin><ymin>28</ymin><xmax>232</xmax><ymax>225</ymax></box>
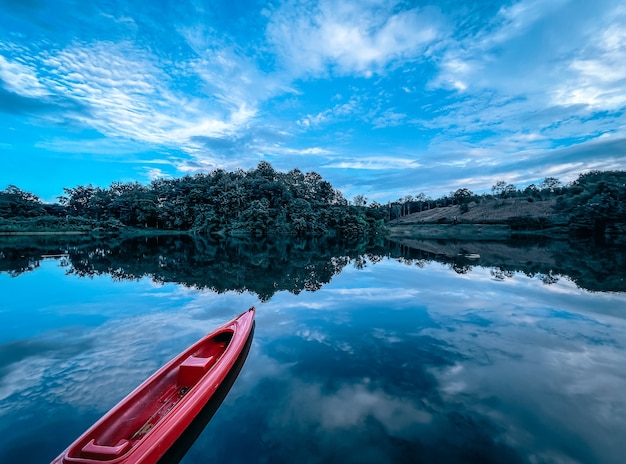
<box><xmin>51</xmin><ymin>308</ymin><xmax>255</xmax><ymax>464</ymax></box>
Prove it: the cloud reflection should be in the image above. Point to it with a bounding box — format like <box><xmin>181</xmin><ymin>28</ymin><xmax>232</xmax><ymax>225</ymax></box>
<box><xmin>1</xmin><ymin>257</ymin><xmax>626</xmax><ymax>463</ymax></box>
<box><xmin>213</xmin><ymin>259</ymin><xmax>626</xmax><ymax>464</ymax></box>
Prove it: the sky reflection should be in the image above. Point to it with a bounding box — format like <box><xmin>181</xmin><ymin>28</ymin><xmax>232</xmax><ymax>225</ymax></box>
<box><xmin>0</xmin><ymin>257</ymin><xmax>625</xmax><ymax>463</ymax></box>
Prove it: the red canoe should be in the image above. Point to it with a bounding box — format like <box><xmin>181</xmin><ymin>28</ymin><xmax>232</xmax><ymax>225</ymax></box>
<box><xmin>51</xmin><ymin>308</ymin><xmax>256</xmax><ymax>464</ymax></box>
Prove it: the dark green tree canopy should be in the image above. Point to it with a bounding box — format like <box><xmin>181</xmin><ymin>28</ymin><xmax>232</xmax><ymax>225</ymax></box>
<box><xmin>2</xmin><ymin>163</ymin><xmax>385</xmax><ymax>238</ymax></box>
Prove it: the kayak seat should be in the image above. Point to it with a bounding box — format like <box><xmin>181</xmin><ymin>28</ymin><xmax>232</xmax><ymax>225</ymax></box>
<box><xmin>81</xmin><ymin>438</ymin><xmax>131</xmax><ymax>460</ymax></box>
<box><xmin>178</xmin><ymin>355</ymin><xmax>214</xmax><ymax>386</ymax></box>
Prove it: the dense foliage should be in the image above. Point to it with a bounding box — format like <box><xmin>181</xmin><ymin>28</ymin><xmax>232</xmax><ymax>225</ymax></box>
<box><xmin>555</xmin><ymin>170</ymin><xmax>626</xmax><ymax>236</ymax></box>
<box><xmin>2</xmin><ymin>168</ymin><xmax>624</xmax><ymax>238</ymax></box>
<box><xmin>0</xmin><ymin>162</ymin><xmax>386</xmax><ymax>238</ymax></box>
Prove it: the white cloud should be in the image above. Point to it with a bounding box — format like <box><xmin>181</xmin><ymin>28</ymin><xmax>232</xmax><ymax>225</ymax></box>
<box><xmin>297</xmin><ymin>112</ymin><xmax>327</xmax><ymax>128</ymax></box>
<box><xmin>487</xmin><ymin>0</ymin><xmax>571</xmax><ymax>45</ymax></box>
<box><xmin>40</xmin><ymin>41</ymin><xmax>193</xmax><ymax>143</ymax></box>
<box><xmin>1</xmin><ymin>39</ymin><xmax>262</xmax><ymax>169</ymax></box>
<box><xmin>430</xmin><ymin>0</ymin><xmax>626</xmax><ymax>124</ymax></box>
<box><xmin>277</xmin><ymin>146</ymin><xmax>332</xmax><ymax>156</ymax></box>
<box><xmin>144</xmin><ymin>167</ymin><xmax>170</xmax><ymax>181</ymax></box>
<box><xmin>370</xmin><ymin>109</ymin><xmax>406</xmax><ymax>128</ymax></box>
<box><xmin>185</xmin><ymin>44</ymin><xmax>288</xmax><ymax>112</ymax></box>
<box><xmin>552</xmin><ymin>8</ymin><xmax>626</xmax><ymax>109</ymax></box>
<box><xmin>325</xmin><ymin>156</ymin><xmax>420</xmax><ymax>170</ymax></box>
<box><xmin>267</xmin><ymin>0</ymin><xmax>443</xmax><ymax>77</ymax></box>
<box><xmin>297</xmin><ymin>96</ymin><xmax>362</xmax><ymax>127</ymax></box>
<box><xmin>0</xmin><ymin>54</ymin><xmax>47</xmax><ymax>97</ymax></box>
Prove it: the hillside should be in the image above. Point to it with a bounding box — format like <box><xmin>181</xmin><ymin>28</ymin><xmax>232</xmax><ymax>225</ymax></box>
<box><xmin>391</xmin><ymin>197</ymin><xmax>568</xmax><ymax>225</ymax></box>
<box><xmin>388</xmin><ymin>197</ymin><xmax>570</xmax><ymax>240</ymax></box>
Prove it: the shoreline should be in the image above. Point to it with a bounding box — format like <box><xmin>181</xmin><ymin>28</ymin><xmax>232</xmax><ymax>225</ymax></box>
<box><xmin>386</xmin><ymin>223</ymin><xmax>571</xmax><ymax>240</ymax></box>
<box><xmin>0</xmin><ymin>231</ymin><xmax>88</xmax><ymax>236</ymax></box>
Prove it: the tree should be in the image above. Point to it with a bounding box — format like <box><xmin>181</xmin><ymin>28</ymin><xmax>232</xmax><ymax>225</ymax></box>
<box><xmin>414</xmin><ymin>193</ymin><xmax>427</xmax><ymax>211</ymax></box>
<box><xmin>352</xmin><ymin>195</ymin><xmax>367</xmax><ymax>207</ymax></box>
<box><xmin>0</xmin><ymin>163</ymin><xmax>386</xmax><ymax>238</ymax></box>
<box><xmin>0</xmin><ymin>185</ymin><xmax>46</xmax><ymax>218</ymax></box>
<box><xmin>540</xmin><ymin>177</ymin><xmax>562</xmax><ymax>193</ymax></box>
<box><xmin>255</xmin><ymin>161</ymin><xmax>277</xmax><ymax>181</ymax></box>
<box><xmin>561</xmin><ymin>170</ymin><xmax>626</xmax><ymax>237</ymax></box>
<box><xmin>524</xmin><ymin>184</ymin><xmax>540</xmax><ymax>198</ymax></box>
<box><xmin>234</xmin><ymin>198</ymin><xmax>272</xmax><ymax>236</ymax></box>
<box><xmin>503</xmin><ymin>184</ymin><xmax>517</xmax><ymax>198</ymax></box>
<box><xmin>60</xmin><ymin>185</ymin><xmax>98</xmax><ymax>217</ymax></box>
<box><xmin>453</xmin><ymin>188</ymin><xmax>473</xmax><ymax>205</ymax></box>
<box><xmin>491</xmin><ymin>181</ymin><xmax>507</xmax><ymax>197</ymax></box>
<box><xmin>492</xmin><ymin>181</ymin><xmax>517</xmax><ymax>198</ymax></box>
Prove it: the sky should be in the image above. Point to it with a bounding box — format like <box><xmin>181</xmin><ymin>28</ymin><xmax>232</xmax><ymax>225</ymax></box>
<box><xmin>1</xmin><ymin>0</ymin><xmax>625</xmax><ymax>203</ymax></box>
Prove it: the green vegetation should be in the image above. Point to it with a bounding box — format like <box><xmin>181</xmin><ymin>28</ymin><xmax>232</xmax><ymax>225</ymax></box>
<box><xmin>2</xmin><ymin>167</ymin><xmax>624</xmax><ymax>240</ymax></box>
<box><xmin>556</xmin><ymin>170</ymin><xmax>626</xmax><ymax>237</ymax></box>
<box><xmin>0</xmin><ymin>162</ymin><xmax>385</xmax><ymax>239</ymax></box>
<box><xmin>385</xmin><ymin>170</ymin><xmax>626</xmax><ymax>240</ymax></box>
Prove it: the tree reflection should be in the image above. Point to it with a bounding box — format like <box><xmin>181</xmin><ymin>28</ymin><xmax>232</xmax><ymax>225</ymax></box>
<box><xmin>1</xmin><ymin>235</ymin><xmax>625</xmax><ymax>295</ymax></box>
<box><xmin>0</xmin><ymin>235</ymin><xmax>387</xmax><ymax>301</ymax></box>
<box><xmin>386</xmin><ymin>238</ymin><xmax>626</xmax><ymax>293</ymax></box>
<box><xmin>490</xmin><ymin>268</ymin><xmax>515</xmax><ymax>281</ymax></box>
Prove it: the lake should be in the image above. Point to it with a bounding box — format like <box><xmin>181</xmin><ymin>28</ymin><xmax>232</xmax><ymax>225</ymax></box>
<box><xmin>1</xmin><ymin>235</ymin><xmax>625</xmax><ymax>463</ymax></box>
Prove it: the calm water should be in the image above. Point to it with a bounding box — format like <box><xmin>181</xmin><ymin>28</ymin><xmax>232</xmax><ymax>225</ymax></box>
<box><xmin>1</xmin><ymin>237</ymin><xmax>625</xmax><ymax>463</ymax></box>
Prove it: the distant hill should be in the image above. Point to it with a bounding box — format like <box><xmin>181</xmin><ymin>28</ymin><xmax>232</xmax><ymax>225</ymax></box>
<box><xmin>385</xmin><ymin>170</ymin><xmax>626</xmax><ymax>242</ymax></box>
<box><xmin>390</xmin><ymin>197</ymin><xmax>568</xmax><ymax>225</ymax></box>
<box><xmin>387</xmin><ymin>197</ymin><xmax>571</xmax><ymax>240</ymax></box>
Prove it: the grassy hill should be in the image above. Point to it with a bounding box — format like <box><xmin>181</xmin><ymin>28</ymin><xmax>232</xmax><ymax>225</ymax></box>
<box><xmin>387</xmin><ymin>197</ymin><xmax>570</xmax><ymax>240</ymax></box>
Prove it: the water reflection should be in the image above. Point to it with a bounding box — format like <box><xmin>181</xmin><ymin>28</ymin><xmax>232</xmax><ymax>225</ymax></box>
<box><xmin>1</xmin><ymin>237</ymin><xmax>625</xmax><ymax>463</ymax></box>
<box><xmin>386</xmin><ymin>237</ymin><xmax>626</xmax><ymax>293</ymax></box>
<box><xmin>0</xmin><ymin>271</ymin><xmax>258</xmax><ymax>463</ymax></box>
<box><xmin>0</xmin><ymin>235</ymin><xmax>387</xmax><ymax>300</ymax></box>
<box><xmin>1</xmin><ymin>234</ymin><xmax>625</xmax><ymax>294</ymax></box>
<box><xmin>178</xmin><ymin>262</ymin><xmax>626</xmax><ymax>464</ymax></box>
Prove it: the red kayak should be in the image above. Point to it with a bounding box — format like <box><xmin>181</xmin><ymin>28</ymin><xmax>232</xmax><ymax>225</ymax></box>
<box><xmin>51</xmin><ymin>308</ymin><xmax>256</xmax><ymax>464</ymax></box>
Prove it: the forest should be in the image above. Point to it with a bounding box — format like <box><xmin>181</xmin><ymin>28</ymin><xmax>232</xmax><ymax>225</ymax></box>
<box><xmin>1</xmin><ymin>164</ymin><xmax>625</xmax><ymax>239</ymax></box>
<box><xmin>0</xmin><ymin>162</ymin><xmax>386</xmax><ymax>239</ymax></box>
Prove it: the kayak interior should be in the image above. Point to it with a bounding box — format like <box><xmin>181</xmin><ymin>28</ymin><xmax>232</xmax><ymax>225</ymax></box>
<box><xmin>157</xmin><ymin>322</ymin><xmax>255</xmax><ymax>464</ymax></box>
<box><xmin>67</xmin><ymin>330</ymin><xmax>234</xmax><ymax>461</ymax></box>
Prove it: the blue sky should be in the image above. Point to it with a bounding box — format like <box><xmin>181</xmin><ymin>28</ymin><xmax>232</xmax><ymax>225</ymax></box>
<box><xmin>1</xmin><ymin>0</ymin><xmax>625</xmax><ymax>203</ymax></box>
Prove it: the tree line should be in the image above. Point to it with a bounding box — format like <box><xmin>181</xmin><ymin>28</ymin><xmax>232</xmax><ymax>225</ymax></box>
<box><xmin>1</xmin><ymin>167</ymin><xmax>624</xmax><ymax>238</ymax></box>
<box><xmin>0</xmin><ymin>162</ymin><xmax>386</xmax><ymax>238</ymax></box>
<box><xmin>384</xmin><ymin>176</ymin><xmax>567</xmax><ymax>218</ymax></box>
<box><xmin>383</xmin><ymin>170</ymin><xmax>626</xmax><ymax>236</ymax></box>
